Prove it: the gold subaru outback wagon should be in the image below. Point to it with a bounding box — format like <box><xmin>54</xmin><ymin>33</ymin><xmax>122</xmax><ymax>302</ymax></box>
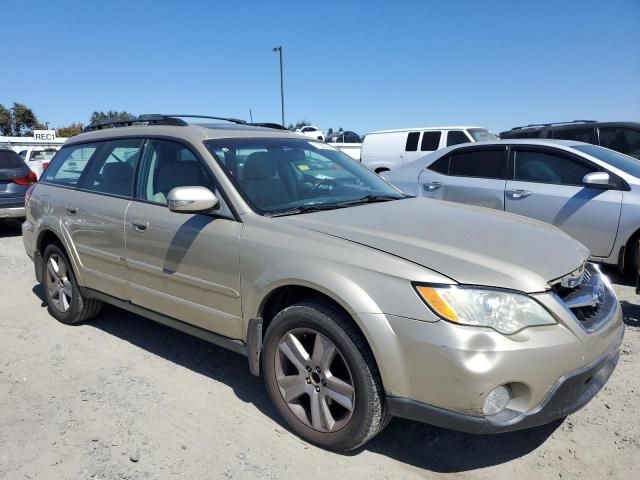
<box><xmin>22</xmin><ymin>115</ymin><xmax>623</xmax><ymax>451</ymax></box>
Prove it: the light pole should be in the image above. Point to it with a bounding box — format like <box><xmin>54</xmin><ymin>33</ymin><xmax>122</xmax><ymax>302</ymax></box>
<box><xmin>273</xmin><ymin>46</ymin><xmax>285</xmax><ymax>127</ymax></box>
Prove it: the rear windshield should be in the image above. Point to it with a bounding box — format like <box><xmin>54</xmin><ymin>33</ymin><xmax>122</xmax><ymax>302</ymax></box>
<box><xmin>30</xmin><ymin>150</ymin><xmax>58</xmax><ymax>162</ymax></box>
<box><xmin>468</xmin><ymin>128</ymin><xmax>499</xmax><ymax>142</ymax></box>
<box><xmin>0</xmin><ymin>150</ymin><xmax>25</xmax><ymax>169</ymax></box>
<box><xmin>573</xmin><ymin>144</ymin><xmax>640</xmax><ymax>178</ymax></box>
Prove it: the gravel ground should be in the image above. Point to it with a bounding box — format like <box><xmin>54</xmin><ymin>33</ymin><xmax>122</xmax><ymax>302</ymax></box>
<box><xmin>0</xmin><ymin>219</ymin><xmax>638</xmax><ymax>480</ymax></box>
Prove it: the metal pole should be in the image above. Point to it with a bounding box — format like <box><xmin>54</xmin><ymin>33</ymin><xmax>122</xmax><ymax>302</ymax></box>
<box><xmin>273</xmin><ymin>46</ymin><xmax>285</xmax><ymax>127</ymax></box>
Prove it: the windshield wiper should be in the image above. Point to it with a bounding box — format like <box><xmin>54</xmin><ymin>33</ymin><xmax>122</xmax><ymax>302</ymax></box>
<box><xmin>268</xmin><ymin>204</ymin><xmax>341</xmax><ymax>217</ymax></box>
<box><xmin>334</xmin><ymin>194</ymin><xmax>409</xmax><ymax>206</ymax></box>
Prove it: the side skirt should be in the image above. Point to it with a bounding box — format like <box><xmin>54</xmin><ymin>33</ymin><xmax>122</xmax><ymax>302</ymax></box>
<box><xmin>80</xmin><ymin>287</ymin><xmax>247</xmax><ymax>356</ymax></box>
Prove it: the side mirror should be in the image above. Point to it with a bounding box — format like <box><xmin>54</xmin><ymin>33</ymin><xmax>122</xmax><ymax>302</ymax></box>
<box><xmin>167</xmin><ymin>186</ymin><xmax>219</xmax><ymax>213</ymax></box>
<box><xmin>582</xmin><ymin>172</ymin><xmax>612</xmax><ymax>188</ymax></box>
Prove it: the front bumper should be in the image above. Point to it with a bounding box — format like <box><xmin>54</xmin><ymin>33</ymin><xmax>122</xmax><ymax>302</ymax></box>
<box><xmin>386</xmin><ymin>327</ymin><xmax>622</xmax><ymax>433</ymax></box>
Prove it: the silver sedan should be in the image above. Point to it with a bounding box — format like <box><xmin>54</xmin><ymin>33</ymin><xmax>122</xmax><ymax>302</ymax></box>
<box><xmin>383</xmin><ymin>139</ymin><xmax>640</xmax><ymax>274</ymax></box>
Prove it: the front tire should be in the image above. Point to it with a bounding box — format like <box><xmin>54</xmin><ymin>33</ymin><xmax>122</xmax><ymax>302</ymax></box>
<box><xmin>42</xmin><ymin>243</ymin><xmax>102</xmax><ymax>324</ymax></box>
<box><xmin>262</xmin><ymin>299</ymin><xmax>389</xmax><ymax>451</ymax></box>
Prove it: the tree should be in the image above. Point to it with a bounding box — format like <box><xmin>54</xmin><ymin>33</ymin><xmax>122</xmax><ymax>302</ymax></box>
<box><xmin>0</xmin><ymin>103</ymin><xmax>44</xmax><ymax>136</ymax></box>
<box><xmin>293</xmin><ymin>120</ymin><xmax>312</xmax><ymax>129</ymax></box>
<box><xmin>327</xmin><ymin>128</ymin><xmax>333</xmax><ymax>135</ymax></box>
<box><xmin>90</xmin><ymin>110</ymin><xmax>135</xmax><ymax>124</ymax></box>
<box><xmin>0</xmin><ymin>104</ymin><xmax>11</xmax><ymax>136</ymax></box>
<box><xmin>56</xmin><ymin>122</ymin><xmax>84</xmax><ymax>138</ymax></box>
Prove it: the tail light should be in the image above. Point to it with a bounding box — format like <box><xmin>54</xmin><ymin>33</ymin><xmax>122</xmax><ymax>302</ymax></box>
<box><xmin>25</xmin><ymin>184</ymin><xmax>36</xmax><ymax>208</ymax></box>
<box><xmin>13</xmin><ymin>171</ymin><xmax>38</xmax><ymax>186</ymax></box>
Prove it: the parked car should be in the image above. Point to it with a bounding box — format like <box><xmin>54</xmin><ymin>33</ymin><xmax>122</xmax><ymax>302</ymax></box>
<box><xmin>295</xmin><ymin>125</ymin><xmax>325</xmax><ymax>141</ymax></box>
<box><xmin>500</xmin><ymin>121</ymin><xmax>640</xmax><ymax>159</ymax></box>
<box><xmin>326</xmin><ymin>130</ymin><xmax>361</xmax><ymax>143</ymax></box>
<box><xmin>0</xmin><ymin>148</ymin><xmax>37</xmax><ymax>220</ymax></box>
<box><xmin>361</xmin><ymin>126</ymin><xmax>498</xmax><ymax>173</ymax></box>
<box><xmin>383</xmin><ymin>139</ymin><xmax>640</xmax><ymax>274</ymax></box>
<box><xmin>23</xmin><ymin>115</ymin><xmax>622</xmax><ymax>451</ymax></box>
<box><xmin>19</xmin><ymin>146</ymin><xmax>60</xmax><ymax>178</ymax></box>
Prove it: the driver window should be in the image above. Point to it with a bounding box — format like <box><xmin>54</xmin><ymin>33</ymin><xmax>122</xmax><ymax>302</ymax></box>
<box><xmin>136</xmin><ymin>139</ymin><xmax>230</xmax><ymax>214</ymax></box>
<box><xmin>514</xmin><ymin>150</ymin><xmax>596</xmax><ymax>186</ymax></box>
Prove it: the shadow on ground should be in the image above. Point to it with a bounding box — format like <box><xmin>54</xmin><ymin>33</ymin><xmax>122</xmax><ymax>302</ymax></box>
<box><xmin>63</xmin><ymin>302</ymin><xmax>558</xmax><ymax>473</ymax></box>
<box><xmin>0</xmin><ymin>220</ymin><xmax>22</xmax><ymax>238</ymax></box>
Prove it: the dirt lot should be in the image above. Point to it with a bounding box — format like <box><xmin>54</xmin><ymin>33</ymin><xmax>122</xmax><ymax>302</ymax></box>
<box><xmin>0</xmin><ymin>219</ymin><xmax>638</xmax><ymax>480</ymax></box>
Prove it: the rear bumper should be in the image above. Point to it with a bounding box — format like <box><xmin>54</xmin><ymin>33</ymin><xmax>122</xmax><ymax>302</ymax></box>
<box><xmin>0</xmin><ymin>205</ymin><xmax>25</xmax><ymax>218</ymax></box>
<box><xmin>387</xmin><ymin>326</ymin><xmax>623</xmax><ymax>433</ymax></box>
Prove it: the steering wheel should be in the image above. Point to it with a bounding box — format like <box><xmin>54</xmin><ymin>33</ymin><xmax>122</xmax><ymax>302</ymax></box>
<box><xmin>311</xmin><ymin>179</ymin><xmax>338</xmax><ymax>195</ymax></box>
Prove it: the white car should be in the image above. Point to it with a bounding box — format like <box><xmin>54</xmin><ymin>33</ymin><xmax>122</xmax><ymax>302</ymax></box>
<box><xmin>295</xmin><ymin>125</ymin><xmax>325</xmax><ymax>141</ymax></box>
<box><xmin>360</xmin><ymin>126</ymin><xmax>497</xmax><ymax>174</ymax></box>
<box><xmin>19</xmin><ymin>146</ymin><xmax>60</xmax><ymax>178</ymax></box>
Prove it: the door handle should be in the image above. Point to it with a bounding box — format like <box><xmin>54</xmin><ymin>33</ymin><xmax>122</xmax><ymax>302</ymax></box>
<box><xmin>131</xmin><ymin>219</ymin><xmax>149</xmax><ymax>232</ymax></box>
<box><xmin>422</xmin><ymin>182</ymin><xmax>443</xmax><ymax>192</ymax></box>
<box><xmin>66</xmin><ymin>205</ymin><xmax>78</xmax><ymax>215</ymax></box>
<box><xmin>506</xmin><ymin>189</ymin><xmax>532</xmax><ymax>199</ymax></box>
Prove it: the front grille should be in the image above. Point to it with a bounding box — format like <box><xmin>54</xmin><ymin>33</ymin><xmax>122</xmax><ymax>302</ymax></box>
<box><xmin>551</xmin><ymin>263</ymin><xmax>616</xmax><ymax>332</ymax></box>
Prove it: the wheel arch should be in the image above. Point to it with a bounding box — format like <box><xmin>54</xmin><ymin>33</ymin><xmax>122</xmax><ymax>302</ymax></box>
<box><xmin>248</xmin><ymin>280</ymin><xmax>384</xmax><ymax>381</ymax></box>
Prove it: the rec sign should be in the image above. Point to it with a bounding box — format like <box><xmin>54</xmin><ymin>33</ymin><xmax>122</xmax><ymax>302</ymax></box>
<box><xmin>33</xmin><ymin>129</ymin><xmax>56</xmax><ymax>141</ymax></box>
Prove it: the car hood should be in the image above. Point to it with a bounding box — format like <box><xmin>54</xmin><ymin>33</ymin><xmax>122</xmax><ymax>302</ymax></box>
<box><xmin>280</xmin><ymin>198</ymin><xmax>590</xmax><ymax>292</ymax></box>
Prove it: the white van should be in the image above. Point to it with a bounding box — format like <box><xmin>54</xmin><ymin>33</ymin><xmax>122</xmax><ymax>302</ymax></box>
<box><xmin>360</xmin><ymin>126</ymin><xmax>497</xmax><ymax>173</ymax></box>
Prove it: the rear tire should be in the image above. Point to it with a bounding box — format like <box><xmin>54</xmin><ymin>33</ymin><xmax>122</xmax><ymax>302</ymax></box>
<box><xmin>42</xmin><ymin>243</ymin><xmax>102</xmax><ymax>324</ymax></box>
<box><xmin>262</xmin><ymin>299</ymin><xmax>389</xmax><ymax>451</ymax></box>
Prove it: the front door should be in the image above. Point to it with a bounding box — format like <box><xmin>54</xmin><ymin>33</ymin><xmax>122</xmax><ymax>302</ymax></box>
<box><xmin>504</xmin><ymin>146</ymin><xmax>623</xmax><ymax>258</ymax></box>
<box><xmin>124</xmin><ymin>138</ymin><xmax>243</xmax><ymax>339</ymax></box>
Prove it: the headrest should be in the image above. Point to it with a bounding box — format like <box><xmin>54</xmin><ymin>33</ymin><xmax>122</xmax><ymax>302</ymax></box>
<box><xmin>102</xmin><ymin>162</ymin><xmax>133</xmax><ymax>182</ymax></box>
<box><xmin>244</xmin><ymin>152</ymin><xmax>276</xmax><ymax>180</ymax></box>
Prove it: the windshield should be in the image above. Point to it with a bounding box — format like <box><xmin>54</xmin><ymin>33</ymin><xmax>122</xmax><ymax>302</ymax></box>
<box><xmin>573</xmin><ymin>144</ymin><xmax>640</xmax><ymax>178</ymax></box>
<box><xmin>468</xmin><ymin>128</ymin><xmax>499</xmax><ymax>142</ymax></box>
<box><xmin>206</xmin><ymin>138</ymin><xmax>404</xmax><ymax>215</ymax></box>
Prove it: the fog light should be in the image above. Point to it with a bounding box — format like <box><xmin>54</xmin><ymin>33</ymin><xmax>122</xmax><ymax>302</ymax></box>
<box><xmin>483</xmin><ymin>385</ymin><xmax>510</xmax><ymax>416</ymax></box>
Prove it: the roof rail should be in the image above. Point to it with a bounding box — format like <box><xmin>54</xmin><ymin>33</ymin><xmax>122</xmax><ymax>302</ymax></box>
<box><xmin>83</xmin><ymin>114</ymin><xmax>288</xmax><ymax>133</ymax></box>
<box><xmin>83</xmin><ymin>114</ymin><xmax>188</xmax><ymax>132</ymax></box>
<box><xmin>511</xmin><ymin>120</ymin><xmax>597</xmax><ymax>131</ymax></box>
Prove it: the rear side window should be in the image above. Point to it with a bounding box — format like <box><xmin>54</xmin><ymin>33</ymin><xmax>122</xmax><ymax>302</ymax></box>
<box><xmin>81</xmin><ymin>139</ymin><xmax>143</xmax><ymax>197</ymax></box>
<box><xmin>0</xmin><ymin>150</ymin><xmax>25</xmax><ymax>169</ymax></box>
<box><xmin>420</xmin><ymin>131</ymin><xmax>441</xmax><ymax>151</ymax></box>
<box><xmin>405</xmin><ymin>132</ymin><xmax>420</xmax><ymax>151</ymax></box>
<box><xmin>42</xmin><ymin>144</ymin><xmax>99</xmax><ymax>186</ymax></box>
<box><xmin>449</xmin><ymin>150</ymin><xmax>507</xmax><ymax>179</ymax></box>
<box><xmin>447</xmin><ymin>131</ymin><xmax>471</xmax><ymax>147</ymax></box>
<box><xmin>514</xmin><ymin>150</ymin><xmax>596</xmax><ymax>185</ymax></box>
<box><xmin>553</xmin><ymin>127</ymin><xmax>595</xmax><ymax>143</ymax></box>
<box><xmin>428</xmin><ymin>156</ymin><xmax>449</xmax><ymax>174</ymax></box>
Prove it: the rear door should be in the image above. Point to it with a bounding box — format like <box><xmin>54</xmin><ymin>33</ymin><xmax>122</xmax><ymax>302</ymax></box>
<box><xmin>504</xmin><ymin>146</ymin><xmax>622</xmax><ymax>257</ymax></box>
<box><xmin>419</xmin><ymin>146</ymin><xmax>508</xmax><ymax>210</ymax></box>
<box><xmin>41</xmin><ymin>139</ymin><xmax>143</xmax><ymax>299</ymax></box>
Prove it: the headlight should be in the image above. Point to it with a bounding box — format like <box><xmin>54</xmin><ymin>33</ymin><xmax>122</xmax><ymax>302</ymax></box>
<box><xmin>415</xmin><ymin>285</ymin><xmax>556</xmax><ymax>335</ymax></box>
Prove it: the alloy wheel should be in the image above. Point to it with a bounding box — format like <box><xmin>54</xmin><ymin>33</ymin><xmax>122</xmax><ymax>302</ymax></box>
<box><xmin>45</xmin><ymin>253</ymin><xmax>72</xmax><ymax>312</ymax></box>
<box><xmin>275</xmin><ymin>328</ymin><xmax>355</xmax><ymax>433</ymax></box>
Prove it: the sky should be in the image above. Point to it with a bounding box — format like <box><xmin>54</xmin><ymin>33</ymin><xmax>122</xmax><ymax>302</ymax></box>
<box><xmin>1</xmin><ymin>0</ymin><xmax>639</xmax><ymax>135</ymax></box>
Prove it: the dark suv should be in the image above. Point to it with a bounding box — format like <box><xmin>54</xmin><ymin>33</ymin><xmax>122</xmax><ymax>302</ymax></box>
<box><xmin>500</xmin><ymin>121</ymin><xmax>640</xmax><ymax>159</ymax></box>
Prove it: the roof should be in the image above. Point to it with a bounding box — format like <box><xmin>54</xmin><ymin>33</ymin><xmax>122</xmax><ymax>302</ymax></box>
<box><xmin>65</xmin><ymin>123</ymin><xmax>303</xmax><ymax>146</ymax></box>
<box><xmin>369</xmin><ymin>126</ymin><xmax>485</xmax><ymax>134</ymax></box>
<box><xmin>501</xmin><ymin>120</ymin><xmax>640</xmax><ymax>135</ymax></box>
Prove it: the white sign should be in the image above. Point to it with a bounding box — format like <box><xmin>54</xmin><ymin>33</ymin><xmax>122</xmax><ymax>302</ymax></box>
<box><xmin>33</xmin><ymin>130</ymin><xmax>56</xmax><ymax>142</ymax></box>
